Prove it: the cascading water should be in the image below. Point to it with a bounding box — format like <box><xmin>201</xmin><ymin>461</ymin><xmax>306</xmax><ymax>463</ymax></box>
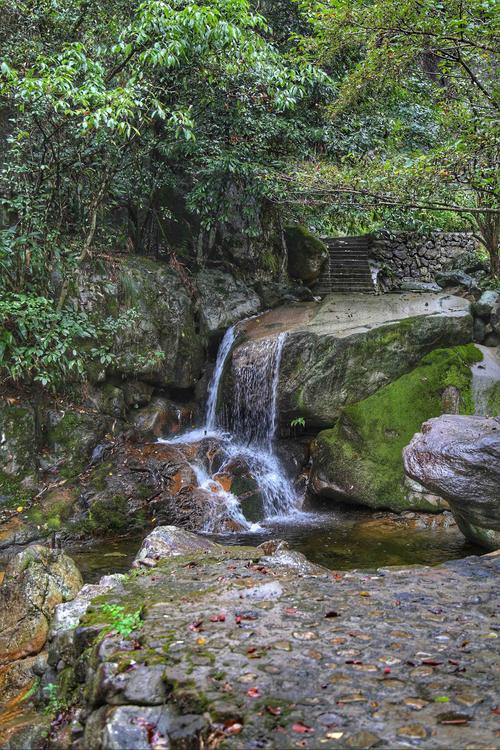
<box><xmin>205</xmin><ymin>325</ymin><xmax>236</xmax><ymax>431</ymax></box>
<box><xmin>160</xmin><ymin>322</ymin><xmax>300</xmax><ymax>529</ymax></box>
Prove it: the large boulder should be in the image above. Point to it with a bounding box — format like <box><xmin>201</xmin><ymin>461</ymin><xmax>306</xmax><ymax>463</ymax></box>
<box><xmin>285</xmin><ymin>225</ymin><xmax>328</xmax><ymax>284</ymax></box>
<box><xmin>134</xmin><ymin>526</ymin><xmax>220</xmax><ymax>566</ymax></box>
<box><xmin>276</xmin><ymin>293</ymin><xmax>473</xmax><ymax>428</ymax></box>
<box><xmin>0</xmin><ymin>545</ymin><xmax>82</xmax><ymax>664</ymax></box>
<box><xmin>0</xmin><ymin>401</ymin><xmax>38</xmax><ymax>494</ymax></box>
<box><xmin>403</xmin><ymin>415</ymin><xmax>500</xmax><ymax>549</ymax></box>
<box><xmin>196</xmin><ymin>269</ymin><xmax>261</xmax><ymax>336</ymax></box>
<box><xmin>309</xmin><ymin>345</ymin><xmax>481</xmax><ymax>511</ymax></box>
<box><xmin>76</xmin><ymin>257</ymin><xmax>206</xmax><ymax>389</ymax></box>
<box><xmin>45</xmin><ymin>409</ymin><xmax>108</xmax><ymax>480</ymax></box>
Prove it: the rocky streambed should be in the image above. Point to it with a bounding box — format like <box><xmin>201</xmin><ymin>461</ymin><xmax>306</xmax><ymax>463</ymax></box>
<box><xmin>1</xmin><ymin>527</ymin><xmax>499</xmax><ymax>750</ymax></box>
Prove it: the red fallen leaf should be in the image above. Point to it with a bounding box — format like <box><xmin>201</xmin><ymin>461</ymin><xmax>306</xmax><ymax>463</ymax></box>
<box><xmin>292</xmin><ymin>723</ymin><xmax>314</xmax><ymax>734</ymax></box>
<box><xmin>394</xmin><ymin>600</ymin><xmax>401</xmax><ymax>606</ymax></box>
<box><xmin>440</xmin><ymin>719</ymin><xmax>468</xmax><ymax>725</ymax></box>
<box><xmin>448</xmin><ymin>659</ymin><xmax>460</xmax><ymax>665</ymax></box>
<box><xmin>325</xmin><ymin>611</ymin><xmax>339</xmax><ymax>618</ymax></box>
<box><xmin>266</xmin><ymin>706</ymin><xmax>282</xmax><ymax>716</ymax></box>
<box><xmin>384</xmin><ymin>668</ymin><xmax>391</xmax><ymax>674</ymax></box>
<box><xmin>247</xmin><ymin>687</ymin><xmax>261</xmax><ymax>698</ymax></box>
<box><xmin>285</xmin><ymin>607</ymin><xmax>298</xmax><ymax>615</ymax></box>
<box><xmin>491</xmin><ymin>708</ymin><xmax>500</xmax><ymax>715</ymax></box>
<box><xmin>188</xmin><ymin>621</ymin><xmax>203</xmax><ymax>632</ymax></box>
<box><xmin>235</xmin><ymin>616</ymin><xmax>242</xmax><ymax>625</ymax></box>
<box><xmin>247</xmin><ymin>647</ymin><xmax>257</xmax><ymax>654</ymax></box>
<box><xmin>422</xmin><ymin>660</ymin><xmax>443</xmax><ymax>666</ymax></box>
<box><xmin>345</xmin><ymin>660</ymin><xmax>363</xmax><ymax>665</ymax></box>
<box><xmin>224</xmin><ymin>721</ymin><xmax>243</xmax><ymax>735</ymax></box>
<box><xmin>210</xmin><ymin>614</ymin><xmax>226</xmax><ymax>622</ymax></box>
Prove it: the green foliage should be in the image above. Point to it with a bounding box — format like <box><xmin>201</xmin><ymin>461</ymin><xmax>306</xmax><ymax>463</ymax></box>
<box><xmin>0</xmin><ymin>293</ymin><xmax>163</xmax><ymax>388</ymax></box>
<box><xmin>295</xmin><ymin>0</ymin><xmax>499</xmax><ymax>273</ymax></box>
<box><xmin>100</xmin><ymin>604</ymin><xmax>142</xmax><ymax>637</ymax></box>
<box><xmin>44</xmin><ymin>683</ymin><xmax>66</xmax><ymax>715</ymax></box>
<box><xmin>290</xmin><ymin>416</ymin><xmax>305</xmax><ymax>428</ymax></box>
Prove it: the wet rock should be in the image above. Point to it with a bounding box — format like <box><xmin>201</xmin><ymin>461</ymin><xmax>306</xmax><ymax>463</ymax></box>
<box><xmin>76</xmin><ymin>257</ymin><xmax>206</xmax><ymax>389</ymax></box>
<box><xmin>130</xmin><ymin>397</ymin><xmax>179</xmax><ymax>438</ymax></box>
<box><xmin>134</xmin><ymin>526</ymin><xmax>220</xmax><ymax>566</ymax></box>
<box><xmin>44</xmin><ymin>538</ymin><xmax>500</xmax><ymax>750</ymax></box>
<box><xmin>404</xmin><ymin>414</ymin><xmax>500</xmax><ymax>549</ymax></box>
<box><xmin>0</xmin><ymin>545</ymin><xmax>82</xmax><ymax>664</ymax></box>
<box><xmin>285</xmin><ymin>224</ymin><xmax>328</xmax><ymax>284</ymax></box>
<box><xmin>473</xmin><ymin>316</ymin><xmax>486</xmax><ymax>343</ymax></box>
<box><xmin>491</xmin><ymin>301</ymin><xmax>500</xmax><ymax>336</ymax></box>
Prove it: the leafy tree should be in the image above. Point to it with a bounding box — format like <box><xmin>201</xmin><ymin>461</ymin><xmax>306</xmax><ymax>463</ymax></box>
<box><xmin>296</xmin><ymin>0</ymin><xmax>499</xmax><ymax>274</ymax></box>
<box><xmin>0</xmin><ymin>0</ymin><xmax>326</xmax><ymax>385</ymax></box>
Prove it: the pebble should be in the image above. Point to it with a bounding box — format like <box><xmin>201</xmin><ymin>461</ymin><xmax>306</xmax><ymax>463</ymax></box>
<box><xmin>345</xmin><ymin>730</ymin><xmax>381</xmax><ymax>748</ymax></box>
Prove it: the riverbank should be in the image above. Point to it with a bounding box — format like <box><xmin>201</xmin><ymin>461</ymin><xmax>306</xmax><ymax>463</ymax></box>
<box><xmin>5</xmin><ymin>528</ymin><xmax>497</xmax><ymax>749</ymax></box>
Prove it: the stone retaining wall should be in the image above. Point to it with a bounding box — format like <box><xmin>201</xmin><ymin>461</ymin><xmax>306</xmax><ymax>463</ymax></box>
<box><xmin>371</xmin><ymin>231</ymin><xmax>478</xmax><ymax>285</ymax></box>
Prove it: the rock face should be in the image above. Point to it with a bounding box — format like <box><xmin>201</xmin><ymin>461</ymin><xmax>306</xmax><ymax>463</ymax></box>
<box><xmin>267</xmin><ymin>292</ymin><xmax>473</xmax><ymax>428</ymax></box>
<box><xmin>196</xmin><ymin>269</ymin><xmax>261</xmax><ymax>336</ymax></box>
<box><xmin>0</xmin><ymin>402</ymin><xmax>38</xmax><ymax>493</ymax></box>
<box><xmin>0</xmin><ymin>545</ymin><xmax>83</xmax><ymax>664</ymax></box>
<box><xmin>77</xmin><ymin>257</ymin><xmax>206</xmax><ymax>389</ymax></box>
<box><xmin>309</xmin><ymin>345</ymin><xmax>482</xmax><ymax>511</ymax></box>
<box><xmin>404</xmin><ymin>415</ymin><xmax>500</xmax><ymax>549</ymax></box>
<box><xmin>285</xmin><ymin>224</ymin><xmax>328</xmax><ymax>284</ymax></box>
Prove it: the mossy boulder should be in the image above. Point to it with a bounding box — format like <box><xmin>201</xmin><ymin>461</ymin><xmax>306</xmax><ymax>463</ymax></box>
<box><xmin>76</xmin><ymin>257</ymin><xmax>206</xmax><ymax>388</ymax></box>
<box><xmin>309</xmin><ymin>345</ymin><xmax>483</xmax><ymax>512</ymax></box>
<box><xmin>285</xmin><ymin>225</ymin><xmax>328</xmax><ymax>284</ymax></box>
<box><xmin>278</xmin><ymin>296</ymin><xmax>473</xmax><ymax>428</ymax></box>
<box><xmin>0</xmin><ymin>401</ymin><xmax>38</xmax><ymax>495</ymax></box>
<box><xmin>46</xmin><ymin>410</ymin><xmax>108</xmax><ymax>480</ymax></box>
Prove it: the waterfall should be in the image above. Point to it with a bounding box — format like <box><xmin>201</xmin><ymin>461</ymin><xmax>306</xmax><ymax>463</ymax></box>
<box><xmin>159</xmin><ymin>324</ymin><xmax>300</xmax><ymax>527</ymax></box>
<box><xmin>222</xmin><ymin>332</ymin><xmax>298</xmax><ymax>518</ymax></box>
<box><xmin>205</xmin><ymin>325</ymin><xmax>236</xmax><ymax>431</ymax></box>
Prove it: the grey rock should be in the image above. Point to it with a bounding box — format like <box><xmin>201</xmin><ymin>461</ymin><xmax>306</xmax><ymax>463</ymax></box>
<box><xmin>0</xmin><ymin>401</ymin><xmax>38</xmax><ymax>491</ymax></box>
<box><xmin>473</xmin><ymin>316</ymin><xmax>486</xmax><ymax>343</ymax></box>
<box><xmin>122</xmin><ymin>380</ymin><xmax>154</xmax><ymax>408</ymax></box>
<box><xmin>404</xmin><ymin>415</ymin><xmax>500</xmax><ymax>549</ymax></box>
<box><xmin>196</xmin><ymin>269</ymin><xmax>261</xmax><ymax>335</ymax></box>
<box><xmin>84</xmin><ymin>705</ymin><xmax>172</xmax><ymax>750</ymax></box>
<box><xmin>134</xmin><ymin>526</ymin><xmax>221</xmax><ymax>566</ymax></box>
<box><xmin>473</xmin><ymin>290</ymin><xmax>500</xmax><ymax>319</ymax></box>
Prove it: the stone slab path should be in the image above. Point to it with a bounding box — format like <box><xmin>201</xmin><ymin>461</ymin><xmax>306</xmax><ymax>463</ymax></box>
<box><xmin>65</xmin><ymin>545</ymin><xmax>500</xmax><ymax>750</ymax></box>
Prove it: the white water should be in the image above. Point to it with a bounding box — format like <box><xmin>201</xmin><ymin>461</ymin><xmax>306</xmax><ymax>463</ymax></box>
<box><xmin>159</xmin><ymin>324</ymin><xmax>301</xmax><ymax>530</ymax></box>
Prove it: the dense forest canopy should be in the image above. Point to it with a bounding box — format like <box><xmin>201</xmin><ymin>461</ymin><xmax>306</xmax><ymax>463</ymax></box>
<box><xmin>0</xmin><ymin>0</ymin><xmax>498</xmax><ymax>387</ymax></box>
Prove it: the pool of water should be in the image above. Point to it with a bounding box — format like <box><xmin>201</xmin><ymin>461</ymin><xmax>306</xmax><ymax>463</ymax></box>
<box><xmin>69</xmin><ymin>507</ymin><xmax>481</xmax><ymax>583</ymax></box>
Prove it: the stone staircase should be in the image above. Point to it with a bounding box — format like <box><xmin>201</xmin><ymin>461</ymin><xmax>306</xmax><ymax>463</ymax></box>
<box><xmin>315</xmin><ymin>235</ymin><xmax>376</xmax><ymax>295</ymax></box>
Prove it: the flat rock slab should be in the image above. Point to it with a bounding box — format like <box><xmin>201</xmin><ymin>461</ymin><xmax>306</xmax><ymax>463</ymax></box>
<box><xmin>67</xmin><ymin>547</ymin><xmax>500</xmax><ymax>749</ymax></box>
<box><xmin>242</xmin><ymin>292</ymin><xmax>470</xmax><ymax>340</ymax></box>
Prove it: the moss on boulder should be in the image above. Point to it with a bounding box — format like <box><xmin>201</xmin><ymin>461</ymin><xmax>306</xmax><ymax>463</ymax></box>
<box><xmin>310</xmin><ymin>345</ymin><xmax>483</xmax><ymax>511</ymax></box>
<box><xmin>0</xmin><ymin>402</ymin><xmax>38</xmax><ymax>496</ymax></box>
<box><xmin>285</xmin><ymin>225</ymin><xmax>328</xmax><ymax>284</ymax></box>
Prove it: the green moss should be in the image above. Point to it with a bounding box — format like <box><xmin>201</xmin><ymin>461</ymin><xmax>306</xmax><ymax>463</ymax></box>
<box><xmin>486</xmin><ymin>382</ymin><xmax>500</xmax><ymax>416</ymax></box>
<box><xmin>316</xmin><ymin>344</ymin><xmax>483</xmax><ymax>511</ymax></box>
<box><xmin>80</xmin><ymin>494</ymin><xmax>142</xmax><ymax>536</ymax></box>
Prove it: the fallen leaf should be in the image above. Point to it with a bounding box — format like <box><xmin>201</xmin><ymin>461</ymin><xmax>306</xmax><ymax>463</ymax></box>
<box><xmin>266</xmin><ymin>706</ymin><xmax>282</xmax><ymax>716</ymax></box>
<box><xmin>292</xmin><ymin>723</ymin><xmax>314</xmax><ymax>734</ymax></box>
<box><xmin>247</xmin><ymin>687</ymin><xmax>261</xmax><ymax>698</ymax></box>
<box><xmin>210</xmin><ymin>614</ymin><xmax>226</xmax><ymax>622</ymax></box>
<box><xmin>325</xmin><ymin>611</ymin><xmax>339</xmax><ymax>618</ymax></box>
<box><xmin>189</xmin><ymin>621</ymin><xmax>203</xmax><ymax>632</ymax></box>
<box><xmin>359</xmin><ymin>591</ymin><xmax>370</xmax><ymax>597</ymax></box>
<box><xmin>196</xmin><ymin>637</ymin><xmax>206</xmax><ymax>645</ymax></box>
<box><xmin>434</xmin><ymin>696</ymin><xmax>450</xmax><ymax>703</ymax></box>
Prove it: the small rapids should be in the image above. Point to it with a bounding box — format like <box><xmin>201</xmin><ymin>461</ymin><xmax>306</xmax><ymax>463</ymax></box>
<box><xmin>159</xmin><ymin>323</ymin><xmax>302</xmax><ymax>532</ymax></box>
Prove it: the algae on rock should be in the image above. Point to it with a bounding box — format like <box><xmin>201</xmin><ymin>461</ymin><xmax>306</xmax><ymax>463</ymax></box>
<box><xmin>310</xmin><ymin>345</ymin><xmax>483</xmax><ymax>511</ymax></box>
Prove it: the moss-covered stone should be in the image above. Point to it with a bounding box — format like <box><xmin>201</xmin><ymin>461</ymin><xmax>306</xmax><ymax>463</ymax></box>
<box><xmin>310</xmin><ymin>345</ymin><xmax>483</xmax><ymax>511</ymax></box>
<box><xmin>285</xmin><ymin>225</ymin><xmax>328</xmax><ymax>284</ymax></box>
<box><xmin>46</xmin><ymin>410</ymin><xmax>107</xmax><ymax>480</ymax></box>
<box><xmin>0</xmin><ymin>402</ymin><xmax>38</xmax><ymax>494</ymax></box>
